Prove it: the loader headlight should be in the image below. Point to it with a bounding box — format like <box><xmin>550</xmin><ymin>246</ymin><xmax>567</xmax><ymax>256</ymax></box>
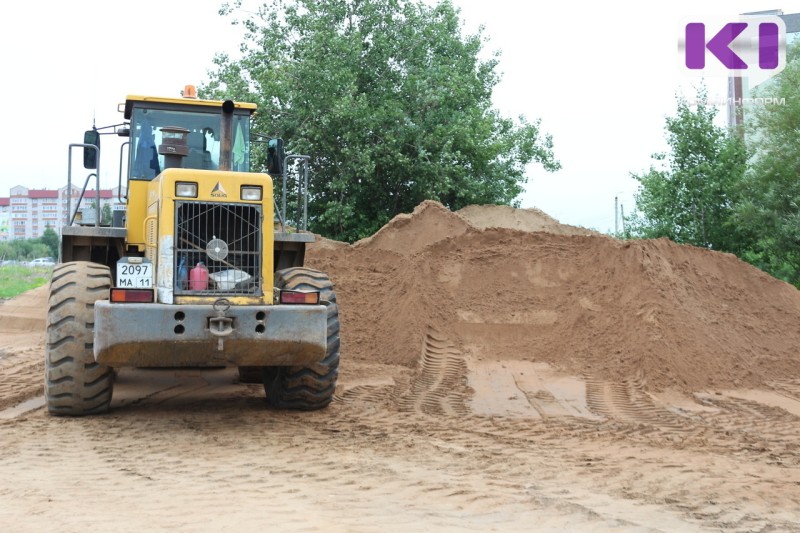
<box><xmin>175</xmin><ymin>182</ymin><xmax>198</xmax><ymax>198</ymax></box>
<box><xmin>241</xmin><ymin>185</ymin><xmax>262</xmax><ymax>201</ymax></box>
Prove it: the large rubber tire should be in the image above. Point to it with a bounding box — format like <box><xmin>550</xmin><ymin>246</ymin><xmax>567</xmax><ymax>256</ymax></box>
<box><xmin>45</xmin><ymin>261</ymin><xmax>114</xmax><ymax>416</ymax></box>
<box><xmin>263</xmin><ymin>267</ymin><xmax>340</xmax><ymax>410</ymax></box>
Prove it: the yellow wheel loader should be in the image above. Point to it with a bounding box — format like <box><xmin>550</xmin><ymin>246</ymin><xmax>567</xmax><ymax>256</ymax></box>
<box><xmin>46</xmin><ymin>87</ymin><xmax>339</xmax><ymax>415</ymax></box>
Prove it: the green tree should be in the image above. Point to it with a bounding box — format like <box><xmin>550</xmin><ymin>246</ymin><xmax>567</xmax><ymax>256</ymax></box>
<box><xmin>28</xmin><ymin>243</ymin><xmax>51</xmax><ymax>260</ymax></box>
<box><xmin>0</xmin><ymin>237</ymin><xmax>52</xmax><ymax>262</ymax></box>
<box><xmin>206</xmin><ymin>0</ymin><xmax>559</xmax><ymax>241</ymax></box>
<box><xmin>735</xmin><ymin>40</ymin><xmax>800</xmax><ymax>285</ymax></box>
<box><xmin>626</xmin><ymin>87</ymin><xmax>747</xmax><ymax>253</ymax></box>
<box><xmin>101</xmin><ymin>204</ymin><xmax>113</xmax><ymax>226</ymax></box>
<box><xmin>40</xmin><ymin>227</ymin><xmax>59</xmax><ymax>259</ymax></box>
<box><xmin>0</xmin><ymin>242</ymin><xmax>13</xmax><ymax>262</ymax></box>
<box><xmin>9</xmin><ymin>239</ymin><xmax>33</xmax><ymax>260</ymax></box>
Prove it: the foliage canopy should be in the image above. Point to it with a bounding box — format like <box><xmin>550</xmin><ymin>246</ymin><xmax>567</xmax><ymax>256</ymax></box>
<box><xmin>626</xmin><ymin>88</ymin><xmax>747</xmax><ymax>254</ymax></box>
<box><xmin>735</xmin><ymin>41</ymin><xmax>800</xmax><ymax>285</ymax></box>
<box><xmin>628</xmin><ymin>41</ymin><xmax>800</xmax><ymax>287</ymax></box>
<box><xmin>0</xmin><ymin>229</ymin><xmax>57</xmax><ymax>263</ymax></box>
<box><xmin>205</xmin><ymin>0</ymin><xmax>559</xmax><ymax>241</ymax></box>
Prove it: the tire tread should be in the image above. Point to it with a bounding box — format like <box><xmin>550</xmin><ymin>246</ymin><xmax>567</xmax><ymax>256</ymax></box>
<box><xmin>45</xmin><ymin>261</ymin><xmax>114</xmax><ymax>416</ymax></box>
<box><xmin>263</xmin><ymin>267</ymin><xmax>340</xmax><ymax>410</ymax></box>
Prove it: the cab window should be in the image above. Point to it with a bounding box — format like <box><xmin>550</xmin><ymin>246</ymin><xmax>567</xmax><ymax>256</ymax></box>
<box><xmin>129</xmin><ymin>107</ymin><xmax>250</xmax><ymax>180</ymax></box>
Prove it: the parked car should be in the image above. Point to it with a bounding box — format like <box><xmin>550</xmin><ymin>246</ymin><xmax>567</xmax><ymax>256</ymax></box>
<box><xmin>28</xmin><ymin>257</ymin><xmax>56</xmax><ymax>267</ymax></box>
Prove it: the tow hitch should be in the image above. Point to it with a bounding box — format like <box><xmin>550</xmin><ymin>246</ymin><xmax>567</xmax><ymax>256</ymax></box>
<box><xmin>209</xmin><ymin>298</ymin><xmax>234</xmax><ymax>351</ymax></box>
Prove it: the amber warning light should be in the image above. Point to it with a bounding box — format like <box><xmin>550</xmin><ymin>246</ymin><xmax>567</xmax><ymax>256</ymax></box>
<box><xmin>183</xmin><ymin>85</ymin><xmax>198</xmax><ymax>99</ymax></box>
<box><xmin>111</xmin><ymin>288</ymin><xmax>155</xmax><ymax>303</ymax></box>
<box><xmin>279</xmin><ymin>290</ymin><xmax>320</xmax><ymax>305</ymax></box>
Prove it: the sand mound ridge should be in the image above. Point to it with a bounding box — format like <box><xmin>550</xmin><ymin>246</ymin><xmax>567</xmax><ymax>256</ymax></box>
<box><xmin>353</xmin><ymin>200</ymin><xmax>471</xmax><ymax>255</ymax></box>
<box><xmin>307</xmin><ymin>201</ymin><xmax>800</xmax><ymax>393</ymax></box>
<box><xmin>458</xmin><ymin>204</ymin><xmax>602</xmax><ymax>236</ymax></box>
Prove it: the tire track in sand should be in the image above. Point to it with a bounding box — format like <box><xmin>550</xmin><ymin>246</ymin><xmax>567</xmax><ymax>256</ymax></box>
<box><xmin>392</xmin><ymin>329</ymin><xmax>470</xmax><ymax>416</ymax></box>
<box><xmin>335</xmin><ymin>329</ymin><xmax>470</xmax><ymax>417</ymax></box>
<box><xmin>585</xmin><ymin>377</ymin><xmax>702</xmax><ymax>435</ymax></box>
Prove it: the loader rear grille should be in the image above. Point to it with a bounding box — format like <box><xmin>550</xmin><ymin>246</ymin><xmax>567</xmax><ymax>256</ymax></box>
<box><xmin>174</xmin><ymin>201</ymin><xmax>262</xmax><ymax>295</ymax></box>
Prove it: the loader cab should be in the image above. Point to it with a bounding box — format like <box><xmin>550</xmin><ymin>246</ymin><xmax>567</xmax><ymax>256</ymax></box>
<box><xmin>118</xmin><ymin>93</ymin><xmax>260</xmax><ymax>259</ymax></box>
<box><xmin>123</xmin><ymin>95</ymin><xmax>256</xmax><ymax>181</ymax></box>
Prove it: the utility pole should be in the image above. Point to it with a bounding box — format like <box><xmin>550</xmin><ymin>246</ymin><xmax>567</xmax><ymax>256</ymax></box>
<box><xmin>614</xmin><ymin>196</ymin><xmax>619</xmax><ymax>234</ymax></box>
<box><xmin>620</xmin><ymin>204</ymin><xmax>625</xmax><ymax>233</ymax></box>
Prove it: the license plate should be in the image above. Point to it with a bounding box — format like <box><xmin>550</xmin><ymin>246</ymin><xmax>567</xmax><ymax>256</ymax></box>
<box><xmin>117</xmin><ymin>259</ymin><xmax>153</xmax><ymax>288</ymax></box>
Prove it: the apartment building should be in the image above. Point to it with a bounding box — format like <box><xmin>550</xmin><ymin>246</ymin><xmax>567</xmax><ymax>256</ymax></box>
<box><xmin>0</xmin><ymin>198</ymin><xmax>9</xmax><ymax>241</ymax></box>
<box><xmin>0</xmin><ymin>185</ymin><xmax>125</xmax><ymax>241</ymax></box>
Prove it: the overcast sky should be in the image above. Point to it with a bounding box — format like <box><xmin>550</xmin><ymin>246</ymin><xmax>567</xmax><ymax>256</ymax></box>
<box><xmin>2</xmin><ymin>0</ymin><xmax>798</xmax><ymax>232</ymax></box>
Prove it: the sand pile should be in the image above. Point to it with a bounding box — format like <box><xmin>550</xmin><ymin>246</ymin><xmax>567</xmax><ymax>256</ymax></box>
<box><xmin>307</xmin><ymin>201</ymin><xmax>800</xmax><ymax>393</ymax></box>
<box><xmin>353</xmin><ymin>201</ymin><xmax>470</xmax><ymax>255</ymax></box>
<box><xmin>457</xmin><ymin>204</ymin><xmax>601</xmax><ymax>236</ymax></box>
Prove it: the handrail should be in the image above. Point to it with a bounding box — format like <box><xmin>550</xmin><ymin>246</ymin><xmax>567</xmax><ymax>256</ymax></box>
<box><xmin>273</xmin><ymin>197</ymin><xmax>286</xmax><ymax>233</ymax></box>
<box><xmin>302</xmin><ymin>161</ymin><xmax>308</xmax><ymax>231</ymax></box>
<box><xmin>67</xmin><ymin>144</ymin><xmax>100</xmax><ymax>227</ymax></box>
<box><xmin>118</xmin><ymin>141</ymin><xmax>130</xmax><ymax>202</ymax></box>
<box><xmin>282</xmin><ymin>155</ymin><xmax>310</xmax><ymax>231</ymax></box>
<box><xmin>70</xmin><ymin>173</ymin><xmax>100</xmax><ymax>226</ymax></box>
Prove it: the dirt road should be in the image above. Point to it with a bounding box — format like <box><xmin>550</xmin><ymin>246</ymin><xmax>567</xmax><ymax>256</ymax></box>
<box><xmin>2</xmin><ymin>283</ymin><xmax>800</xmax><ymax>532</ymax></box>
<box><xmin>4</xmin><ymin>202</ymin><xmax>800</xmax><ymax>531</ymax></box>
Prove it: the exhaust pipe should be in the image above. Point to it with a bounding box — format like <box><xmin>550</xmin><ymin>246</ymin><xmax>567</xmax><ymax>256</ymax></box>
<box><xmin>219</xmin><ymin>100</ymin><xmax>235</xmax><ymax>171</ymax></box>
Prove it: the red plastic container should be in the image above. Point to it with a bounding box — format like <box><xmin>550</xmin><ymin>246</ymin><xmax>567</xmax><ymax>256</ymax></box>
<box><xmin>189</xmin><ymin>262</ymin><xmax>209</xmax><ymax>290</ymax></box>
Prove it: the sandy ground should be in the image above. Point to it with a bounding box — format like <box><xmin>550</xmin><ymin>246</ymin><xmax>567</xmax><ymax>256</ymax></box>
<box><xmin>3</xmin><ymin>202</ymin><xmax>800</xmax><ymax>531</ymax></box>
<box><xmin>1</xmin><ymin>285</ymin><xmax>800</xmax><ymax>532</ymax></box>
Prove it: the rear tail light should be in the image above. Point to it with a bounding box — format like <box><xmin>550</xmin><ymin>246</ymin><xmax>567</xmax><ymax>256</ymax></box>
<box><xmin>110</xmin><ymin>288</ymin><xmax>155</xmax><ymax>303</ymax></box>
<box><xmin>279</xmin><ymin>290</ymin><xmax>320</xmax><ymax>305</ymax></box>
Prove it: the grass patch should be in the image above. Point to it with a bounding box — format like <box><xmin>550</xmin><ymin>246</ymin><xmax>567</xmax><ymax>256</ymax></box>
<box><xmin>0</xmin><ymin>265</ymin><xmax>51</xmax><ymax>299</ymax></box>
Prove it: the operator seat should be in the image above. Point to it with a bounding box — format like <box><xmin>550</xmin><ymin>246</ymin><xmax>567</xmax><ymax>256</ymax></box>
<box><xmin>185</xmin><ymin>131</ymin><xmax>207</xmax><ymax>169</ymax></box>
